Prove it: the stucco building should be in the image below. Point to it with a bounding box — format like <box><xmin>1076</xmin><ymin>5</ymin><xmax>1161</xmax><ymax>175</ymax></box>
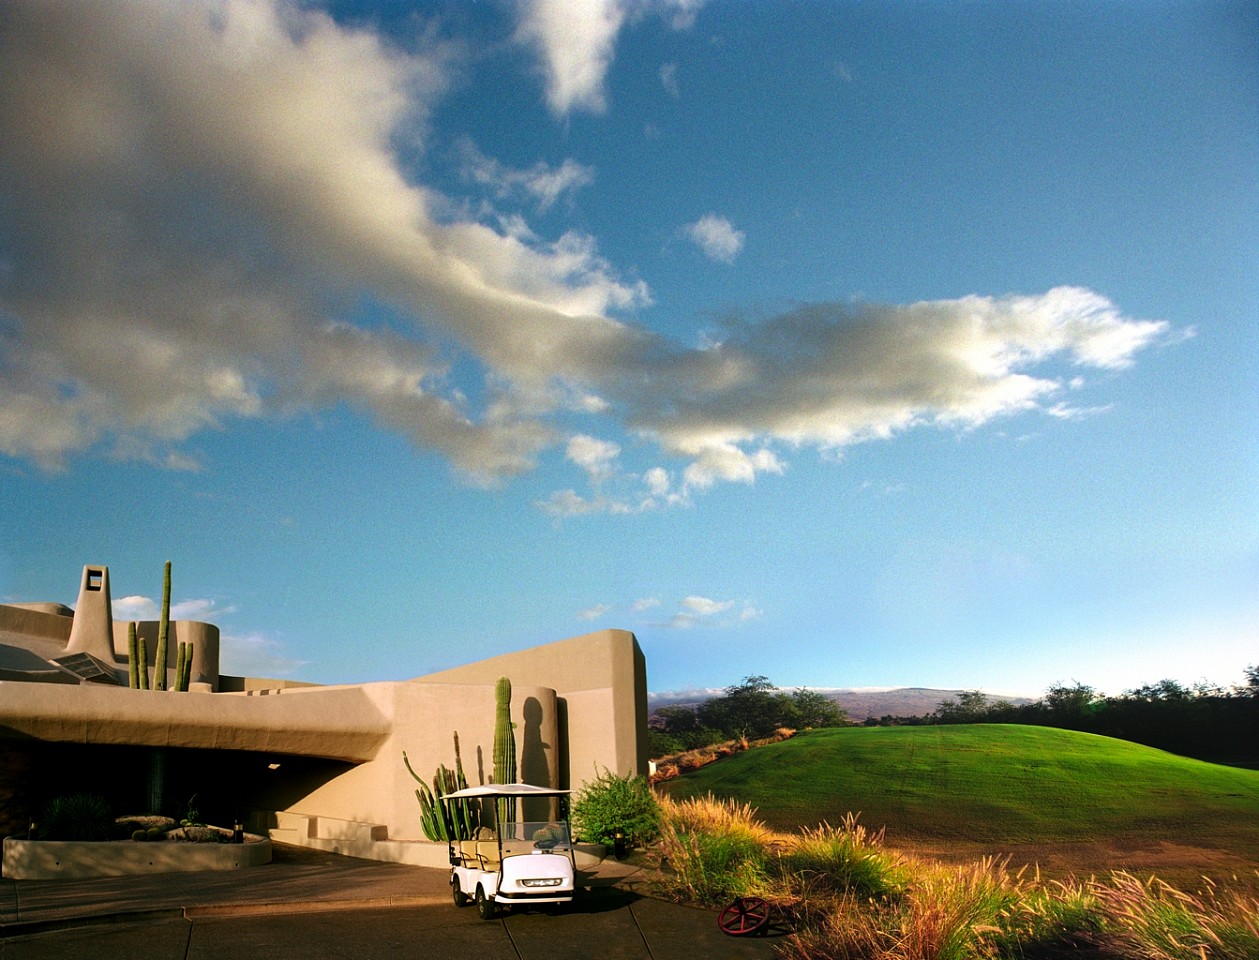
<box><xmin>0</xmin><ymin>564</ymin><xmax>648</xmax><ymax>865</ymax></box>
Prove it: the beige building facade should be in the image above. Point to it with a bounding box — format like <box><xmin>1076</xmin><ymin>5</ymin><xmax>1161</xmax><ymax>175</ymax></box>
<box><xmin>0</xmin><ymin>565</ymin><xmax>648</xmax><ymax>865</ymax></box>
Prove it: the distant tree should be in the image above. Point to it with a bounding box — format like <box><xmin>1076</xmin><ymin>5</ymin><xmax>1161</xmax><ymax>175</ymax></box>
<box><xmin>786</xmin><ymin>688</ymin><xmax>849</xmax><ymax>728</ymax></box>
<box><xmin>1040</xmin><ymin>682</ymin><xmax>1101</xmax><ymax>727</ymax></box>
<box><xmin>933</xmin><ymin>690</ymin><xmax>990</xmax><ymax>723</ymax></box>
<box><xmin>1124</xmin><ymin>679</ymin><xmax>1191</xmax><ymax>702</ymax></box>
<box><xmin>699</xmin><ymin>675</ymin><xmax>796</xmax><ymax>740</ymax></box>
<box><xmin>1234</xmin><ymin>665</ymin><xmax>1259</xmax><ymax>698</ymax></box>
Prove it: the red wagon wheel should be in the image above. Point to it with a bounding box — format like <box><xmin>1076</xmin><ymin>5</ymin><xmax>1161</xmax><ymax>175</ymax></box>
<box><xmin>717</xmin><ymin>896</ymin><xmax>770</xmax><ymax>936</ymax></box>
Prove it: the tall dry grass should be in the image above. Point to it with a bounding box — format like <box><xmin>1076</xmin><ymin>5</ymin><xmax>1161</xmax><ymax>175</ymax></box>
<box><xmin>654</xmin><ymin>792</ymin><xmax>1259</xmax><ymax>959</ymax></box>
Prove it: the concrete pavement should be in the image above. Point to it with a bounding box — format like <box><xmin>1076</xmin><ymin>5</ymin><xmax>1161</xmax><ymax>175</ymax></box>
<box><xmin>0</xmin><ymin>844</ymin><xmax>783</xmax><ymax>959</ymax></box>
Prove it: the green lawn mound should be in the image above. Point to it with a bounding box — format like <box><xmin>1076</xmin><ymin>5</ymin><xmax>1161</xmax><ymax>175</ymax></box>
<box><xmin>660</xmin><ymin>724</ymin><xmax>1259</xmax><ymax>849</ymax></box>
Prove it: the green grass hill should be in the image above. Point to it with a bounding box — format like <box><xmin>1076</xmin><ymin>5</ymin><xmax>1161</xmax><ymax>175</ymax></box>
<box><xmin>659</xmin><ymin>724</ymin><xmax>1259</xmax><ymax>851</ymax></box>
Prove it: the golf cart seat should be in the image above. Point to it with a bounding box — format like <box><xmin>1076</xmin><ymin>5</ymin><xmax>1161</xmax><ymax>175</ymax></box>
<box><xmin>457</xmin><ymin>827</ymin><xmax>500</xmax><ymax>868</ymax></box>
<box><xmin>456</xmin><ymin>840</ymin><xmax>500</xmax><ymax>868</ymax></box>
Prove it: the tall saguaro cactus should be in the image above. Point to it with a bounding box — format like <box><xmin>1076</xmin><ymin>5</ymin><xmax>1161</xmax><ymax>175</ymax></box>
<box><xmin>493</xmin><ymin>676</ymin><xmax>517</xmax><ymax>824</ymax></box>
<box><xmin>153</xmin><ymin>561</ymin><xmax>171</xmax><ymax>691</ymax></box>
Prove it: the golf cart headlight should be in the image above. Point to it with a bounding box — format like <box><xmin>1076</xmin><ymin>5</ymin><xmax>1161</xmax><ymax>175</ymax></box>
<box><xmin>521</xmin><ymin>878</ymin><xmax>563</xmax><ymax>887</ymax></box>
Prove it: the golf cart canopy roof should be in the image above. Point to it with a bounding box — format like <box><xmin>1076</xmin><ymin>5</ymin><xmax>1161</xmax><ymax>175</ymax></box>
<box><xmin>441</xmin><ymin>783</ymin><xmax>571</xmax><ymax>800</ymax></box>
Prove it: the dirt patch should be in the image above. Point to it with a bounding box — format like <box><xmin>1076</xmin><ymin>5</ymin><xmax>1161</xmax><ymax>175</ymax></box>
<box><xmin>894</xmin><ymin>837</ymin><xmax>1259</xmax><ymax>894</ymax></box>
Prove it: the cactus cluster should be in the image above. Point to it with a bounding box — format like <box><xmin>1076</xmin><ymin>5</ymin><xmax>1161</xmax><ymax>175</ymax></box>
<box><xmin>125</xmin><ymin>562</ymin><xmax>193</xmax><ymax>691</ymax></box>
<box><xmin>128</xmin><ymin>621</ymin><xmax>151</xmax><ymax>689</ymax></box>
<box><xmin>403</xmin><ymin>733</ymin><xmax>480</xmax><ymax>842</ymax></box>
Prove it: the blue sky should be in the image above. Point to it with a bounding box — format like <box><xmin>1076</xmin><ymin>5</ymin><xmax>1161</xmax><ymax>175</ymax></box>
<box><xmin>1</xmin><ymin>0</ymin><xmax>1255</xmax><ymax>699</ymax></box>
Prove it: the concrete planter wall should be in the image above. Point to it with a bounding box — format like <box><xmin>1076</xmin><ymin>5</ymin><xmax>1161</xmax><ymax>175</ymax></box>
<box><xmin>2</xmin><ymin>833</ymin><xmax>272</xmax><ymax>880</ymax></box>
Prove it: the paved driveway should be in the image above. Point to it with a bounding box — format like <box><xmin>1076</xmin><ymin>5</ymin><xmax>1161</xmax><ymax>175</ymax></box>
<box><xmin>1</xmin><ymin>889</ymin><xmax>783</xmax><ymax>960</ymax></box>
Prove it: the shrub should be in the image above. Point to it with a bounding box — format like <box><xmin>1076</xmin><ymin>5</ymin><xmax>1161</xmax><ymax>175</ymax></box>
<box><xmin>656</xmin><ymin>793</ymin><xmax>781</xmax><ymax>906</ymax></box>
<box><xmin>570</xmin><ymin>768</ymin><xmax>661</xmax><ymax>848</ymax></box>
<box><xmin>39</xmin><ymin>793</ymin><xmax>114</xmax><ymax>841</ymax></box>
<box><xmin>778</xmin><ymin>815</ymin><xmax>909</xmax><ymax>901</ymax></box>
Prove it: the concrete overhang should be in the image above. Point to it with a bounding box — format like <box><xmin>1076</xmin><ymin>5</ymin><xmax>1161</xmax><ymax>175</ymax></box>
<box><xmin>0</xmin><ymin>681</ymin><xmax>393</xmax><ymax>763</ymax></box>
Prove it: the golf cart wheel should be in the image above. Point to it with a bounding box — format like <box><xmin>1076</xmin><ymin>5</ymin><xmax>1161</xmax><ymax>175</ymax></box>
<box><xmin>451</xmin><ymin>877</ymin><xmax>468</xmax><ymax>908</ymax></box>
<box><xmin>718</xmin><ymin>896</ymin><xmax>770</xmax><ymax>936</ymax></box>
<box><xmin>475</xmin><ymin>886</ymin><xmax>496</xmax><ymax>921</ymax></box>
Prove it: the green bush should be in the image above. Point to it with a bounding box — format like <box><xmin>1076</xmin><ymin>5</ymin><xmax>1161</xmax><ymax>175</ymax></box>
<box><xmin>39</xmin><ymin>793</ymin><xmax>114</xmax><ymax>841</ymax></box>
<box><xmin>570</xmin><ymin>769</ymin><xmax>661</xmax><ymax>847</ymax></box>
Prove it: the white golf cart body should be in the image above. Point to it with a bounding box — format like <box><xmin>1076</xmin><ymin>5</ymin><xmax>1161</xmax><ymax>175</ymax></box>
<box><xmin>441</xmin><ymin>783</ymin><xmax>576</xmax><ymax>918</ymax></box>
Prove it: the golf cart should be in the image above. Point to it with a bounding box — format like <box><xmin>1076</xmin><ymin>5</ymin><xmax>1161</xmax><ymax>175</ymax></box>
<box><xmin>440</xmin><ymin>783</ymin><xmax>576</xmax><ymax>920</ymax></box>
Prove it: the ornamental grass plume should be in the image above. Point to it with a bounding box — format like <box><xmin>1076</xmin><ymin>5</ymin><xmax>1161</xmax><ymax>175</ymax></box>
<box><xmin>656</xmin><ymin>793</ymin><xmax>780</xmax><ymax>905</ymax></box>
<box><xmin>778</xmin><ymin>814</ymin><xmax>910</xmax><ymax>902</ymax></box>
<box><xmin>1089</xmin><ymin>871</ymin><xmax>1259</xmax><ymax>960</ymax></box>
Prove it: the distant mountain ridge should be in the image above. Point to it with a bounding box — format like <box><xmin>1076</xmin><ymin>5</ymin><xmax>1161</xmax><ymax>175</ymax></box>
<box><xmin>648</xmin><ymin>686</ymin><xmax>1035</xmax><ymax>720</ymax></box>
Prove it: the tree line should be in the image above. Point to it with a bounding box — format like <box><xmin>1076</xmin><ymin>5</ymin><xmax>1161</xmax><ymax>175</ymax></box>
<box><xmin>650</xmin><ymin>667</ymin><xmax>1259</xmax><ymax>766</ymax></box>
<box><xmin>649</xmin><ymin>675</ymin><xmax>848</xmax><ymax>757</ymax></box>
<box><xmin>881</xmin><ymin>666</ymin><xmax>1259</xmax><ymax>765</ymax></box>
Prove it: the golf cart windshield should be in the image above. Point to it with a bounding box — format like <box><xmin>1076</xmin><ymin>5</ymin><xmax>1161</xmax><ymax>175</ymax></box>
<box><xmin>498</xmin><ymin>820</ymin><xmax>571</xmax><ymax>858</ymax></box>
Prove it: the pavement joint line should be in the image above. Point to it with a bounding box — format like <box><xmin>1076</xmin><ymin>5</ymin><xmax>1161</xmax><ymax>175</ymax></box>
<box><xmin>182</xmin><ymin>894</ymin><xmax>449</xmax><ymax>918</ymax></box>
<box><xmin>0</xmin><ymin>907</ymin><xmax>188</xmax><ymax>939</ymax></box>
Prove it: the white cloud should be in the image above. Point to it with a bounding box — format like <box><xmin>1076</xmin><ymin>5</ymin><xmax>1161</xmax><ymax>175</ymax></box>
<box><xmin>577</xmin><ymin>603</ymin><xmax>612</xmax><ymax>621</ymax></box>
<box><xmin>633</xmin><ymin>596</ymin><xmax>662</xmax><ymax>611</ymax></box>
<box><xmin>656</xmin><ymin>594</ymin><xmax>759</xmax><ymax>629</ymax></box>
<box><xmin>0</xmin><ymin>2</ymin><xmax>1172</xmax><ymax>501</ymax></box>
<box><xmin>566</xmin><ymin>434</ymin><xmax>621</xmax><ymax>482</ymax></box>
<box><xmin>514</xmin><ymin>0</ymin><xmax>704</xmax><ymax>115</ymax></box>
<box><xmin>458</xmin><ymin>139</ymin><xmax>595</xmax><ymax>211</ymax></box>
<box><xmin>685</xmin><ymin>214</ymin><xmax>745</xmax><ymax>264</ymax></box>
<box><xmin>659</xmin><ymin>62</ymin><xmax>679</xmax><ymax>98</ymax></box>
<box><xmin>515</xmin><ymin>0</ymin><xmax>626</xmax><ymax>115</ymax></box>
<box><xmin>218</xmin><ymin>630</ymin><xmax>307</xmax><ymax>679</ymax></box>
<box><xmin>111</xmin><ymin>595</ymin><xmax>234</xmax><ymax>622</ymax></box>
<box><xmin>680</xmin><ymin>595</ymin><xmax>734</xmax><ymax>616</ymax></box>
<box><xmin>112</xmin><ymin>595</ymin><xmax>158</xmax><ymax>622</ymax></box>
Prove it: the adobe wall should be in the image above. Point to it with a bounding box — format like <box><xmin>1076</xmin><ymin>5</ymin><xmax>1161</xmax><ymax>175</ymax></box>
<box><xmin>414</xmin><ymin>629</ymin><xmax>649</xmax><ymax>791</ymax></box>
<box><xmin>0</xmin><ymin>603</ymin><xmax>73</xmax><ymax>643</ymax></box>
<box><xmin>280</xmin><ymin>680</ymin><xmax>560</xmax><ymax>841</ymax></box>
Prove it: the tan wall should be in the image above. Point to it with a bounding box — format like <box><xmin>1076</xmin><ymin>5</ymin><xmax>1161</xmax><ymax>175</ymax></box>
<box><xmin>0</xmin><ymin>603</ymin><xmax>74</xmax><ymax>643</ymax></box>
<box><xmin>415</xmin><ymin>629</ymin><xmax>649</xmax><ymax>791</ymax></box>
<box><xmin>284</xmin><ymin>681</ymin><xmax>560</xmax><ymax>840</ymax></box>
<box><xmin>0</xmin><ymin>681</ymin><xmax>392</xmax><ymax>762</ymax></box>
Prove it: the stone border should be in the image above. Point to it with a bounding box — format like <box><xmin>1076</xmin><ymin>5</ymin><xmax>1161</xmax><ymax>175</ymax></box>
<box><xmin>2</xmin><ymin>832</ymin><xmax>272</xmax><ymax>880</ymax></box>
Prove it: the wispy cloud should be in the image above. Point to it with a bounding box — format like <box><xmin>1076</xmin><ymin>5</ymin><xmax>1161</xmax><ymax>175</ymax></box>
<box><xmin>514</xmin><ymin>0</ymin><xmax>704</xmax><ymax>115</ymax></box>
<box><xmin>685</xmin><ymin>214</ymin><xmax>745</xmax><ymax>264</ymax></box>
<box><xmin>577</xmin><ymin>603</ymin><xmax>612</xmax><ymax>621</ymax></box>
<box><xmin>659</xmin><ymin>595</ymin><xmax>760</xmax><ymax>629</ymax></box>
<box><xmin>659</xmin><ymin>62</ymin><xmax>680</xmax><ymax>99</ymax></box>
<box><xmin>457</xmin><ymin>139</ymin><xmax>594</xmax><ymax>212</ymax></box>
<box><xmin>112</xmin><ymin>595</ymin><xmax>235</xmax><ymax>622</ymax></box>
<box><xmin>218</xmin><ymin>630</ymin><xmax>307</xmax><ymax>679</ymax></box>
<box><xmin>0</xmin><ymin>1</ymin><xmax>1172</xmax><ymax>505</ymax></box>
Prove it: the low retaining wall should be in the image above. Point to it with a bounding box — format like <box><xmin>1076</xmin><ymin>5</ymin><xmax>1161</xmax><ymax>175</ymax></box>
<box><xmin>2</xmin><ymin>833</ymin><xmax>272</xmax><ymax>880</ymax></box>
<box><xmin>269</xmin><ymin>812</ymin><xmax>606</xmax><ymax>869</ymax></box>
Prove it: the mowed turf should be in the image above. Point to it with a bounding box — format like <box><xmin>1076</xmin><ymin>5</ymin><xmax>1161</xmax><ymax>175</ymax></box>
<box><xmin>659</xmin><ymin>725</ymin><xmax>1259</xmax><ymax>849</ymax></box>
